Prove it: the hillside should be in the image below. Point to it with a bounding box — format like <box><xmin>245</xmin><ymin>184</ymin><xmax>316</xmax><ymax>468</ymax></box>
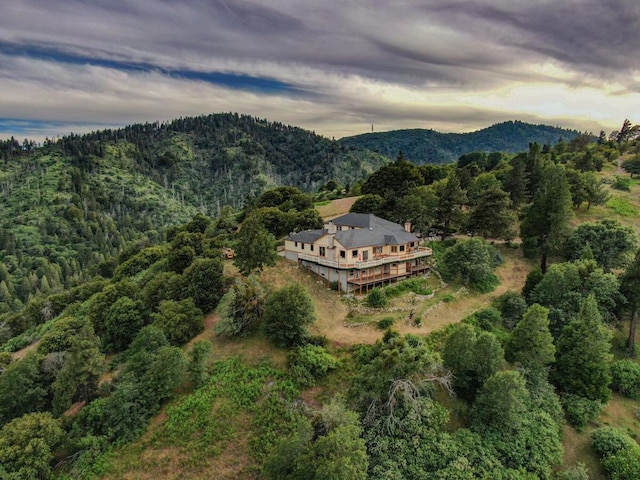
<box><xmin>339</xmin><ymin>120</ymin><xmax>584</xmax><ymax>164</ymax></box>
<box><xmin>0</xmin><ymin>114</ymin><xmax>388</xmax><ymax>310</ymax></box>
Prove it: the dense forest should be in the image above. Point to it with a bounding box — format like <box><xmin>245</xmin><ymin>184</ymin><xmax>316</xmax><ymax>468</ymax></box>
<box><xmin>340</xmin><ymin>120</ymin><xmax>585</xmax><ymax>164</ymax></box>
<box><xmin>0</xmin><ymin>113</ymin><xmax>387</xmax><ymax>315</ymax></box>
<box><xmin>0</xmin><ymin>115</ymin><xmax>639</xmax><ymax>479</ymax></box>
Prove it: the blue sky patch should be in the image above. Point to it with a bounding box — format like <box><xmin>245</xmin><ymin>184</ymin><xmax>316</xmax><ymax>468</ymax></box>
<box><xmin>1</xmin><ymin>41</ymin><xmax>297</xmax><ymax>94</ymax></box>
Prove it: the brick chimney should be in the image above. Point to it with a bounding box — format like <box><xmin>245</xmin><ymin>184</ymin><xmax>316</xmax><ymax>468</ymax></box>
<box><xmin>327</xmin><ymin>221</ymin><xmax>337</xmax><ymax>235</ymax></box>
<box><xmin>404</xmin><ymin>222</ymin><xmax>411</xmax><ymax>233</ymax></box>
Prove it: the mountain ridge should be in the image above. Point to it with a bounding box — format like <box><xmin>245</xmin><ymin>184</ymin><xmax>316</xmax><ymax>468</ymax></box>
<box><xmin>339</xmin><ymin>120</ymin><xmax>585</xmax><ymax>164</ymax></box>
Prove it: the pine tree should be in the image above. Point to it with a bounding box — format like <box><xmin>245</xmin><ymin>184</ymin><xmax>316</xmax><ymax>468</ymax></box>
<box><xmin>620</xmin><ymin>251</ymin><xmax>640</xmax><ymax>357</ymax></box>
<box><xmin>507</xmin><ymin>304</ymin><xmax>555</xmax><ymax>372</ymax></box>
<box><xmin>553</xmin><ymin>295</ymin><xmax>612</xmax><ymax>403</ymax></box>
<box><xmin>520</xmin><ymin>164</ymin><xmax>573</xmax><ymax>272</ymax></box>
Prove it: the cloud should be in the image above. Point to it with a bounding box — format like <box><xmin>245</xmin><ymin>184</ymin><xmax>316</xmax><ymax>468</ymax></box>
<box><xmin>1</xmin><ymin>0</ymin><xmax>639</xmax><ymax>140</ymax></box>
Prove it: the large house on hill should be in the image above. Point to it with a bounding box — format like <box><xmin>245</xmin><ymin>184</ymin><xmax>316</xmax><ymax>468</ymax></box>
<box><xmin>284</xmin><ymin>213</ymin><xmax>432</xmax><ymax>293</ymax></box>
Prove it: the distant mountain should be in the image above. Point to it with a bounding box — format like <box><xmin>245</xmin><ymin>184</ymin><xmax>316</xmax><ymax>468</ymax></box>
<box><xmin>339</xmin><ymin>120</ymin><xmax>584</xmax><ymax>164</ymax></box>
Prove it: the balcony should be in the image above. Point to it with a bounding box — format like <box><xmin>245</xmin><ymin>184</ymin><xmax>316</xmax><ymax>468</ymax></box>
<box><xmin>297</xmin><ymin>246</ymin><xmax>432</xmax><ymax>269</ymax></box>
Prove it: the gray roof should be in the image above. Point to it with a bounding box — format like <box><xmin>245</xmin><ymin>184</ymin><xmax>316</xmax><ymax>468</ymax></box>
<box><xmin>287</xmin><ymin>214</ymin><xmax>419</xmax><ymax>249</ymax></box>
<box><xmin>335</xmin><ymin>228</ymin><xmax>417</xmax><ymax>249</ymax></box>
<box><xmin>286</xmin><ymin>229</ymin><xmax>326</xmax><ymax>243</ymax></box>
<box><xmin>332</xmin><ymin>213</ymin><xmax>405</xmax><ymax>231</ymax></box>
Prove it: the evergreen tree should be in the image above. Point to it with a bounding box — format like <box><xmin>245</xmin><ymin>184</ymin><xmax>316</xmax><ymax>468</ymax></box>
<box><xmin>553</xmin><ymin>295</ymin><xmax>612</xmax><ymax>403</ymax></box>
<box><xmin>520</xmin><ymin>164</ymin><xmax>573</xmax><ymax>272</ymax></box>
<box><xmin>507</xmin><ymin>304</ymin><xmax>555</xmax><ymax>373</ymax></box>
<box><xmin>620</xmin><ymin>251</ymin><xmax>640</xmax><ymax>357</ymax></box>
<box><xmin>433</xmin><ymin>174</ymin><xmax>467</xmax><ymax>239</ymax></box>
<box><xmin>467</xmin><ymin>173</ymin><xmax>516</xmax><ymax>240</ymax></box>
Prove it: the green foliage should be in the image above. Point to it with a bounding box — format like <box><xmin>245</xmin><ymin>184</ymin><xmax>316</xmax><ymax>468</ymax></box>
<box><xmin>471</xmin><ymin>371</ymin><xmax>564</xmax><ymax>479</ymax></box>
<box><xmin>440</xmin><ymin>237</ymin><xmax>500</xmax><ymax>293</ymax></box>
<box><xmin>621</xmin><ymin>155</ymin><xmax>640</xmax><ymax>176</ymax></box>
<box><xmin>506</xmin><ymin>304</ymin><xmax>555</xmax><ymax>372</ymax></box>
<box><xmin>349</xmin><ymin>194</ymin><xmax>385</xmax><ymax>215</ymax></box>
<box><xmin>113</xmin><ymin>246</ymin><xmax>166</xmax><ymax>280</ymax></box>
<box><xmin>442</xmin><ymin>324</ymin><xmax>505</xmax><ymax>400</ymax></box>
<box><xmin>287</xmin><ymin>345</ymin><xmax>338</xmax><ymax>387</ymax></box>
<box><xmin>0</xmin><ymin>412</ymin><xmax>64</xmax><ymax>479</ymax></box>
<box><xmin>612</xmin><ymin>176</ymin><xmax>632</xmax><ymax>191</ymax></box>
<box><xmin>553</xmin><ymin>295</ymin><xmax>613</xmax><ymax>404</ymax></box>
<box><xmin>377</xmin><ymin>317</ymin><xmax>395</xmax><ymax>330</ymax></box>
<box><xmin>0</xmin><ymin>353</ymin><xmax>48</xmax><ymax>426</ymax></box>
<box><xmin>366</xmin><ymin>288</ymin><xmax>388</xmax><ymax>308</ymax></box>
<box><xmin>51</xmin><ymin>318</ymin><xmax>104</xmax><ymax>415</ymax></box>
<box><xmin>263</xmin><ymin>399</ymin><xmax>368</xmax><ymax>480</ymax></box>
<box><xmin>264</xmin><ymin>284</ymin><xmax>316</xmax><ymax>348</ymax></box>
<box><xmin>188</xmin><ymin>340</ymin><xmax>212</xmax><ymax>390</ymax></box>
<box><xmin>340</xmin><ymin>120</ymin><xmax>582</xmax><ymax>164</ymax></box>
<box><xmin>492</xmin><ymin>291</ymin><xmax>527</xmax><ymax>329</ymax></box>
<box><xmin>104</xmin><ymin>296</ymin><xmax>146</xmax><ymax>352</ymax></box>
<box><xmin>520</xmin><ymin>164</ymin><xmax>573</xmax><ymax>272</ymax></box>
<box><xmin>529</xmin><ymin>259</ymin><xmax>622</xmax><ymax>333</ymax></box>
<box><xmin>350</xmin><ymin>332</ymin><xmax>447</xmax><ymax>424</ymax></box>
<box><xmin>606</xmin><ymin>197</ymin><xmax>639</xmax><ymax>217</ymax></box>
<box><xmin>565</xmin><ymin>219</ymin><xmax>637</xmax><ymax>271</ymax></box>
<box><xmin>234</xmin><ymin>215</ymin><xmax>278</xmax><ymax>275</ymax></box>
<box><xmin>182</xmin><ymin>257</ymin><xmax>224</xmax><ymax>312</ymax></box>
<box><xmin>151</xmin><ymin>298</ymin><xmax>203</xmax><ymax>346</ymax></box>
<box><xmin>561</xmin><ymin>394</ymin><xmax>603</xmax><ymax>429</ymax></box>
<box><xmin>592</xmin><ymin>427</ymin><xmax>640</xmax><ymax>480</ymax></box>
<box><xmin>610</xmin><ymin>360</ymin><xmax>640</xmax><ymax>399</ymax></box>
<box><xmin>216</xmin><ymin>276</ymin><xmax>267</xmax><ymax>337</ymax></box>
<box><xmin>466</xmin><ymin>173</ymin><xmax>517</xmax><ymax>240</ymax></box>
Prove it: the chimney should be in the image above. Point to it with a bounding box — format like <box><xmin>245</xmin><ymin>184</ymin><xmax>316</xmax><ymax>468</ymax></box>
<box><xmin>327</xmin><ymin>221</ymin><xmax>337</xmax><ymax>235</ymax></box>
<box><xmin>404</xmin><ymin>222</ymin><xmax>411</xmax><ymax>233</ymax></box>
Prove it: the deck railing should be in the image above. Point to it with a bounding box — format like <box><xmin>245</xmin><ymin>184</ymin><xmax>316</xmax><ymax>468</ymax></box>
<box><xmin>297</xmin><ymin>246</ymin><xmax>432</xmax><ymax>269</ymax></box>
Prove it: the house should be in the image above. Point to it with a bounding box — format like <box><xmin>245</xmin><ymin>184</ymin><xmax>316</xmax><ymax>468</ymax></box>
<box><xmin>284</xmin><ymin>213</ymin><xmax>432</xmax><ymax>293</ymax></box>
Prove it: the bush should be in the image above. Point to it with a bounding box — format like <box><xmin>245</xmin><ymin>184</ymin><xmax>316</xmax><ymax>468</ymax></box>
<box><xmin>592</xmin><ymin>427</ymin><xmax>640</xmax><ymax>480</ymax></box>
<box><xmin>264</xmin><ymin>284</ymin><xmax>315</xmax><ymax>348</ymax></box>
<box><xmin>562</xmin><ymin>394</ymin><xmax>603</xmax><ymax>429</ymax></box>
<box><xmin>591</xmin><ymin>427</ymin><xmax>638</xmax><ymax>458</ymax></box>
<box><xmin>366</xmin><ymin>288</ymin><xmax>388</xmax><ymax>308</ymax></box>
<box><xmin>377</xmin><ymin>317</ymin><xmax>395</xmax><ymax>330</ymax></box>
<box><xmin>610</xmin><ymin>360</ymin><xmax>640</xmax><ymax>399</ymax></box>
<box><xmin>612</xmin><ymin>176</ymin><xmax>632</xmax><ymax>191</ymax></box>
<box><xmin>288</xmin><ymin>345</ymin><xmax>338</xmax><ymax>386</ymax></box>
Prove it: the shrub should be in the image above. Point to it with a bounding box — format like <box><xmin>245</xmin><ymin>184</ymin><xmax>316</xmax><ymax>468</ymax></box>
<box><xmin>612</xmin><ymin>176</ymin><xmax>632</xmax><ymax>191</ymax></box>
<box><xmin>592</xmin><ymin>427</ymin><xmax>640</xmax><ymax>480</ymax></box>
<box><xmin>591</xmin><ymin>427</ymin><xmax>638</xmax><ymax>458</ymax></box>
<box><xmin>610</xmin><ymin>360</ymin><xmax>640</xmax><ymax>399</ymax></box>
<box><xmin>366</xmin><ymin>288</ymin><xmax>388</xmax><ymax>308</ymax></box>
<box><xmin>288</xmin><ymin>345</ymin><xmax>338</xmax><ymax>386</ymax></box>
<box><xmin>562</xmin><ymin>394</ymin><xmax>603</xmax><ymax>429</ymax></box>
<box><xmin>377</xmin><ymin>317</ymin><xmax>395</xmax><ymax>330</ymax></box>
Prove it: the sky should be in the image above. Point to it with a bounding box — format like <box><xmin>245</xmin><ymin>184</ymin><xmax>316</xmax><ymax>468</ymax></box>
<box><xmin>1</xmin><ymin>0</ymin><xmax>639</xmax><ymax>141</ymax></box>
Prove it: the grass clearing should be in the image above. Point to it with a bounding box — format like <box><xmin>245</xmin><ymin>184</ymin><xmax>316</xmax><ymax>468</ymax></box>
<box><xmin>606</xmin><ymin>196</ymin><xmax>640</xmax><ymax>217</ymax></box>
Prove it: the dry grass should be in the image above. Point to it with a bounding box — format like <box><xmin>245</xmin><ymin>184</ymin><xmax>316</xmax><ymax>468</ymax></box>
<box><xmin>315</xmin><ymin>196</ymin><xmax>359</xmax><ymax>219</ymax></box>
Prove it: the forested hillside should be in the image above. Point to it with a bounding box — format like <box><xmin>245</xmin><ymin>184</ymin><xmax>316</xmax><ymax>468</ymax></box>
<box><xmin>0</xmin><ymin>116</ymin><xmax>640</xmax><ymax>480</ymax></box>
<box><xmin>0</xmin><ymin>113</ymin><xmax>387</xmax><ymax>314</ymax></box>
<box><xmin>340</xmin><ymin>120</ymin><xmax>584</xmax><ymax>164</ymax></box>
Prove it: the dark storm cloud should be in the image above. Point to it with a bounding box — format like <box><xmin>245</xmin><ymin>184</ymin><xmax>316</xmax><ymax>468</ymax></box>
<box><xmin>0</xmin><ymin>0</ymin><xmax>638</xmax><ymax>139</ymax></box>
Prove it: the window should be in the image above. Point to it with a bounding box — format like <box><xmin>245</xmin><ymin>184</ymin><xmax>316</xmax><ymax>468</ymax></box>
<box><xmin>301</xmin><ymin>243</ymin><xmax>305</xmax><ymax>250</ymax></box>
<box><xmin>295</xmin><ymin>241</ymin><xmax>298</xmax><ymax>247</ymax></box>
<box><xmin>410</xmin><ymin>242</ymin><xmax>415</xmax><ymax>248</ymax></box>
<box><xmin>391</xmin><ymin>246</ymin><xmax>398</xmax><ymax>253</ymax></box>
<box><xmin>319</xmin><ymin>246</ymin><xmax>326</xmax><ymax>256</ymax></box>
<box><xmin>340</xmin><ymin>250</ymin><xmax>346</xmax><ymax>258</ymax></box>
<box><xmin>352</xmin><ymin>250</ymin><xmax>358</xmax><ymax>258</ymax></box>
<box><xmin>400</xmin><ymin>245</ymin><xmax>405</xmax><ymax>252</ymax></box>
<box><xmin>376</xmin><ymin>246</ymin><xmax>382</xmax><ymax>255</ymax></box>
<box><xmin>310</xmin><ymin>245</ymin><xmax>314</xmax><ymax>251</ymax></box>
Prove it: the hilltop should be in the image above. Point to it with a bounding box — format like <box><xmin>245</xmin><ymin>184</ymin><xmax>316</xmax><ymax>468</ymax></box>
<box><xmin>339</xmin><ymin>120</ymin><xmax>584</xmax><ymax>164</ymax></box>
